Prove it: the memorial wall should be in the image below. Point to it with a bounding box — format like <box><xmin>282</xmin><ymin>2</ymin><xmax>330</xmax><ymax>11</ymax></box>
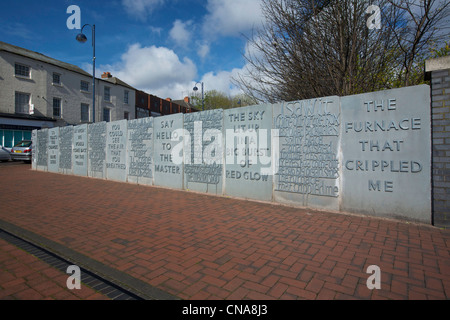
<box><xmin>127</xmin><ymin>117</ymin><xmax>154</xmax><ymax>186</ymax></box>
<box><xmin>59</xmin><ymin>126</ymin><xmax>73</xmax><ymax>175</ymax></box>
<box><xmin>274</xmin><ymin>96</ymin><xmax>340</xmax><ymax>210</ymax></box>
<box><xmin>224</xmin><ymin>104</ymin><xmax>273</xmax><ymax>201</ymax></box>
<box><xmin>32</xmin><ymin>85</ymin><xmax>431</xmax><ymax>223</ymax></box>
<box><xmin>154</xmin><ymin>113</ymin><xmax>184</xmax><ymax>190</ymax></box>
<box><xmin>73</xmin><ymin>124</ymin><xmax>87</xmax><ymax>176</ymax></box>
<box><xmin>340</xmin><ymin>85</ymin><xmax>431</xmax><ymax>221</ymax></box>
<box><xmin>184</xmin><ymin>109</ymin><xmax>223</xmax><ymax>195</ymax></box>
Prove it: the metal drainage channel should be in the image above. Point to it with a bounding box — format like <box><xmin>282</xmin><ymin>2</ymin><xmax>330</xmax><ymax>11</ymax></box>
<box><xmin>0</xmin><ymin>229</ymin><xmax>143</xmax><ymax>300</ymax></box>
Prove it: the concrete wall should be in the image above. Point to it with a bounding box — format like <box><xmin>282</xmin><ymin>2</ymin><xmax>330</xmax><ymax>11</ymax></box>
<box><xmin>32</xmin><ymin>84</ymin><xmax>436</xmax><ymax>225</ymax></box>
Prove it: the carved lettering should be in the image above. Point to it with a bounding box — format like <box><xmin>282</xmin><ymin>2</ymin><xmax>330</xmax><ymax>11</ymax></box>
<box><xmin>88</xmin><ymin>122</ymin><xmax>106</xmax><ymax>174</ymax></box>
<box><xmin>59</xmin><ymin>127</ymin><xmax>73</xmax><ymax>170</ymax></box>
<box><xmin>185</xmin><ymin>110</ymin><xmax>223</xmax><ymax>186</ymax></box>
<box><xmin>127</xmin><ymin>118</ymin><xmax>153</xmax><ymax>179</ymax></box>
<box><xmin>275</xmin><ymin>99</ymin><xmax>339</xmax><ymax>197</ymax></box>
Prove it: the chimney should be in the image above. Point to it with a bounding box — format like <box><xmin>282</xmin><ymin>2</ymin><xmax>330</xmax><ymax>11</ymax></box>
<box><xmin>184</xmin><ymin>96</ymin><xmax>190</xmax><ymax>104</ymax></box>
<box><xmin>101</xmin><ymin>72</ymin><xmax>112</xmax><ymax>79</ymax></box>
<box><xmin>166</xmin><ymin>98</ymin><xmax>172</xmax><ymax>102</ymax></box>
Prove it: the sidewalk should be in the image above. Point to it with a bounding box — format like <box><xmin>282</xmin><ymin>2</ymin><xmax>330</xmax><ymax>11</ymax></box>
<box><xmin>0</xmin><ymin>236</ymin><xmax>110</xmax><ymax>300</ymax></box>
<box><xmin>0</xmin><ymin>164</ymin><xmax>449</xmax><ymax>300</ymax></box>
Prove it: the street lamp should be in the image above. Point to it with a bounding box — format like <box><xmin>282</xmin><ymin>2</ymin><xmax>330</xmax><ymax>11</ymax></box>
<box><xmin>76</xmin><ymin>24</ymin><xmax>96</xmax><ymax>123</ymax></box>
<box><xmin>193</xmin><ymin>81</ymin><xmax>204</xmax><ymax>111</ymax></box>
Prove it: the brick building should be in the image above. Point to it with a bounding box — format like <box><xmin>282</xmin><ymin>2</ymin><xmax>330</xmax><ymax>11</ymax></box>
<box><xmin>425</xmin><ymin>55</ymin><xmax>450</xmax><ymax>228</ymax></box>
<box><xmin>135</xmin><ymin>90</ymin><xmax>197</xmax><ymax>119</ymax></box>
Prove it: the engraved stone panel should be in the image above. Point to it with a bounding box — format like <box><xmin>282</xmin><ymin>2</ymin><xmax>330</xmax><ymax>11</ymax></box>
<box><xmin>106</xmin><ymin>120</ymin><xmax>128</xmax><ymax>182</ymax></box>
<box><xmin>47</xmin><ymin>127</ymin><xmax>60</xmax><ymax>173</ymax></box>
<box><xmin>127</xmin><ymin>117</ymin><xmax>154</xmax><ymax>185</ymax></box>
<box><xmin>224</xmin><ymin>104</ymin><xmax>273</xmax><ymax>201</ymax></box>
<box><xmin>184</xmin><ymin>109</ymin><xmax>224</xmax><ymax>194</ymax></box>
<box><xmin>154</xmin><ymin>113</ymin><xmax>183</xmax><ymax>189</ymax></box>
<box><xmin>31</xmin><ymin>129</ymin><xmax>37</xmax><ymax>170</ymax></box>
<box><xmin>88</xmin><ymin>122</ymin><xmax>107</xmax><ymax>179</ymax></box>
<box><xmin>273</xmin><ymin>97</ymin><xmax>341</xmax><ymax>211</ymax></box>
<box><xmin>59</xmin><ymin>126</ymin><xmax>73</xmax><ymax>174</ymax></box>
<box><xmin>73</xmin><ymin>124</ymin><xmax>88</xmax><ymax>177</ymax></box>
<box><xmin>36</xmin><ymin>129</ymin><xmax>48</xmax><ymax>171</ymax></box>
<box><xmin>340</xmin><ymin>85</ymin><xmax>431</xmax><ymax>223</ymax></box>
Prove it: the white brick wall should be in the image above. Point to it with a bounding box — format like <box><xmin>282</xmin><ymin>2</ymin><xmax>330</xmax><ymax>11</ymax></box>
<box><xmin>0</xmin><ymin>50</ymin><xmax>135</xmax><ymax>125</ymax></box>
<box><xmin>0</xmin><ymin>51</ymin><xmax>47</xmax><ymax>116</ymax></box>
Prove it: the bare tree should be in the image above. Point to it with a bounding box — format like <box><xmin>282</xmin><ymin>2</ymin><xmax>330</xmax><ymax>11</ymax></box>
<box><xmin>233</xmin><ymin>0</ymin><xmax>449</xmax><ymax>103</ymax></box>
<box><xmin>385</xmin><ymin>0</ymin><xmax>450</xmax><ymax>86</ymax></box>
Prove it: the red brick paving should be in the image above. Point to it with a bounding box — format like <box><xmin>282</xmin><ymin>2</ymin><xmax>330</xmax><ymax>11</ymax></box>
<box><xmin>0</xmin><ymin>238</ymin><xmax>109</xmax><ymax>300</ymax></box>
<box><xmin>0</xmin><ymin>164</ymin><xmax>449</xmax><ymax>300</ymax></box>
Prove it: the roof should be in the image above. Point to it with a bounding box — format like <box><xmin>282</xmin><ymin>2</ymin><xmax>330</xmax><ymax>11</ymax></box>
<box><xmin>0</xmin><ymin>41</ymin><xmax>92</xmax><ymax>78</ymax></box>
<box><xmin>101</xmin><ymin>76</ymin><xmax>136</xmax><ymax>90</ymax></box>
<box><xmin>172</xmin><ymin>99</ymin><xmax>198</xmax><ymax>111</ymax></box>
<box><xmin>0</xmin><ymin>112</ymin><xmax>56</xmax><ymax>122</ymax></box>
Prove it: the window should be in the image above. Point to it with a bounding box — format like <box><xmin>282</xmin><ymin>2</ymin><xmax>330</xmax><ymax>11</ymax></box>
<box><xmin>103</xmin><ymin>108</ymin><xmax>110</xmax><ymax>122</ymax></box>
<box><xmin>124</xmin><ymin>90</ymin><xmax>129</xmax><ymax>104</ymax></box>
<box><xmin>15</xmin><ymin>63</ymin><xmax>30</xmax><ymax>78</ymax></box>
<box><xmin>52</xmin><ymin>73</ymin><xmax>61</xmax><ymax>85</ymax></box>
<box><xmin>81</xmin><ymin>103</ymin><xmax>89</xmax><ymax>122</ymax></box>
<box><xmin>124</xmin><ymin>111</ymin><xmax>129</xmax><ymax>120</ymax></box>
<box><xmin>53</xmin><ymin>98</ymin><xmax>61</xmax><ymax>117</ymax></box>
<box><xmin>104</xmin><ymin>87</ymin><xmax>111</xmax><ymax>102</ymax></box>
<box><xmin>81</xmin><ymin>80</ymin><xmax>89</xmax><ymax>92</ymax></box>
<box><xmin>15</xmin><ymin>92</ymin><xmax>30</xmax><ymax>114</ymax></box>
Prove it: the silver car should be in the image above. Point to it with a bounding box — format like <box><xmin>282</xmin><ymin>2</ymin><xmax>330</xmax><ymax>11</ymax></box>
<box><xmin>10</xmin><ymin>140</ymin><xmax>32</xmax><ymax>163</ymax></box>
<box><xmin>0</xmin><ymin>145</ymin><xmax>11</xmax><ymax>162</ymax></box>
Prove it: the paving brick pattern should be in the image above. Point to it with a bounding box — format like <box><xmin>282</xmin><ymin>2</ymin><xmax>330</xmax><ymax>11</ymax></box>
<box><xmin>0</xmin><ymin>238</ymin><xmax>110</xmax><ymax>300</ymax></box>
<box><xmin>0</xmin><ymin>165</ymin><xmax>449</xmax><ymax>300</ymax></box>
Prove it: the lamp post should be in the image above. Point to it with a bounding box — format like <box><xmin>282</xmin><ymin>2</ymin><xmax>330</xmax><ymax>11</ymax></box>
<box><xmin>193</xmin><ymin>81</ymin><xmax>204</xmax><ymax>111</ymax></box>
<box><xmin>76</xmin><ymin>24</ymin><xmax>96</xmax><ymax>123</ymax></box>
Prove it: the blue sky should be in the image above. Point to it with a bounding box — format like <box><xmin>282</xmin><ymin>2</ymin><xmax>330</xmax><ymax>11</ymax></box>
<box><xmin>0</xmin><ymin>0</ymin><xmax>264</xmax><ymax>99</ymax></box>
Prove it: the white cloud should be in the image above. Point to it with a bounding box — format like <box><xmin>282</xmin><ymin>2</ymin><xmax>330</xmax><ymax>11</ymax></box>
<box><xmin>202</xmin><ymin>0</ymin><xmax>264</xmax><ymax>38</ymax></box>
<box><xmin>121</xmin><ymin>0</ymin><xmax>165</xmax><ymax>21</ymax></box>
<box><xmin>97</xmin><ymin>43</ymin><xmax>197</xmax><ymax>99</ymax></box>
<box><xmin>148</xmin><ymin>26</ymin><xmax>163</xmax><ymax>36</ymax></box>
<box><xmin>200</xmin><ymin>68</ymin><xmax>245</xmax><ymax>97</ymax></box>
<box><xmin>169</xmin><ymin>20</ymin><xmax>193</xmax><ymax>48</ymax></box>
<box><xmin>197</xmin><ymin>42</ymin><xmax>211</xmax><ymax>59</ymax></box>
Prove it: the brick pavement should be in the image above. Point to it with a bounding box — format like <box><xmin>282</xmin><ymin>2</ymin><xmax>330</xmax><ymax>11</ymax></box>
<box><xmin>0</xmin><ymin>237</ymin><xmax>110</xmax><ymax>300</ymax></box>
<box><xmin>0</xmin><ymin>164</ymin><xmax>449</xmax><ymax>300</ymax></box>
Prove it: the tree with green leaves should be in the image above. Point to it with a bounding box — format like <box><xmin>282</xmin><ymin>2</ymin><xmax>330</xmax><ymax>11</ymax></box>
<box><xmin>190</xmin><ymin>90</ymin><xmax>257</xmax><ymax>110</ymax></box>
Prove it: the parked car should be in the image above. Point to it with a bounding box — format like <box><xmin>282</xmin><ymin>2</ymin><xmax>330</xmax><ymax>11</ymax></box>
<box><xmin>10</xmin><ymin>140</ymin><xmax>32</xmax><ymax>163</ymax></box>
<box><xmin>0</xmin><ymin>145</ymin><xmax>11</xmax><ymax>162</ymax></box>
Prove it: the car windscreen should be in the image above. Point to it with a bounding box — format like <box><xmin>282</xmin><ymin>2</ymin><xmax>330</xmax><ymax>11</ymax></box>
<box><xmin>13</xmin><ymin>141</ymin><xmax>32</xmax><ymax>148</ymax></box>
